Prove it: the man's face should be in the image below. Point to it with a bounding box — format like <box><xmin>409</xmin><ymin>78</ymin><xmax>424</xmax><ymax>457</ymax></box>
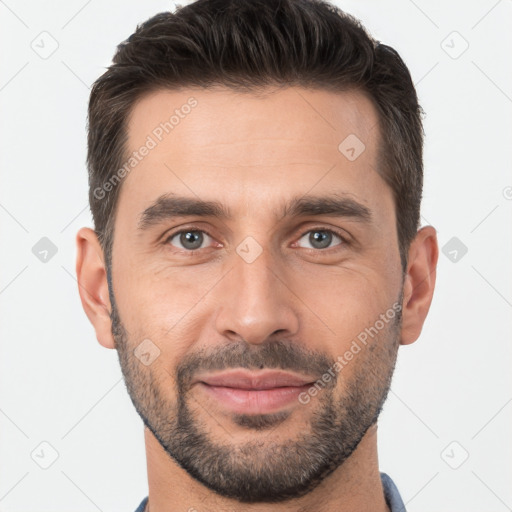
<box><xmin>109</xmin><ymin>86</ymin><xmax>404</xmax><ymax>502</ymax></box>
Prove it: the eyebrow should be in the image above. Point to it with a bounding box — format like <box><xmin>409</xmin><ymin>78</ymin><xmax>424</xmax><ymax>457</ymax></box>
<box><xmin>137</xmin><ymin>192</ymin><xmax>372</xmax><ymax>231</ymax></box>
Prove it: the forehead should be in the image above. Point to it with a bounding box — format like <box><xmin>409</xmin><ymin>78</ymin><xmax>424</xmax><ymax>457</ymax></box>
<box><xmin>119</xmin><ymin>86</ymin><xmax>390</xmax><ymax>222</ymax></box>
<box><xmin>127</xmin><ymin>85</ymin><xmax>380</xmax><ymax>157</ymax></box>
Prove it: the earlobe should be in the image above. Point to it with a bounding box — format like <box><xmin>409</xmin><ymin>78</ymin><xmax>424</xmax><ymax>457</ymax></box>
<box><xmin>75</xmin><ymin>227</ymin><xmax>116</xmax><ymax>349</ymax></box>
<box><xmin>399</xmin><ymin>226</ymin><xmax>439</xmax><ymax>346</ymax></box>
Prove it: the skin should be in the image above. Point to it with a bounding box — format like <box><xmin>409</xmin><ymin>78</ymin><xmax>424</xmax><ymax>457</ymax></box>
<box><xmin>76</xmin><ymin>86</ymin><xmax>438</xmax><ymax>512</ymax></box>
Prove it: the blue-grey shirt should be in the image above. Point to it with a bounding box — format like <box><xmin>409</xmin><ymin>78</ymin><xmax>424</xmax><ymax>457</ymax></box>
<box><xmin>133</xmin><ymin>472</ymin><xmax>406</xmax><ymax>511</ymax></box>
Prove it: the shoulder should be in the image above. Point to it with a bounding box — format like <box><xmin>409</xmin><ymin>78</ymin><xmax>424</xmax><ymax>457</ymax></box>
<box><xmin>133</xmin><ymin>496</ymin><xmax>148</xmax><ymax>512</ymax></box>
<box><xmin>380</xmin><ymin>472</ymin><xmax>407</xmax><ymax>512</ymax></box>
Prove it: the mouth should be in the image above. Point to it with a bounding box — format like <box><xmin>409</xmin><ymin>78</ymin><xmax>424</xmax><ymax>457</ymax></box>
<box><xmin>194</xmin><ymin>370</ymin><xmax>316</xmax><ymax>415</ymax></box>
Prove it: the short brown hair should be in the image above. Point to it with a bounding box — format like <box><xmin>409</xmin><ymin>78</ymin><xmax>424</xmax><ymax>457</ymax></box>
<box><xmin>87</xmin><ymin>0</ymin><xmax>424</xmax><ymax>272</ymax></box>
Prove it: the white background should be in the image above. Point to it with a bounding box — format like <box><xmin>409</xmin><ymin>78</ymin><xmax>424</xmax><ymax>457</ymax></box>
<box><xmin>0</xmin><ymin>1</ymin><xmax>511</xmax><ymax>511</ymax></box>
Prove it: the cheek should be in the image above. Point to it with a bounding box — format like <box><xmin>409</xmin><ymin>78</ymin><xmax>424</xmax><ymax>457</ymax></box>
<box><xmin>293</xmin><ymin>263</ymin><xmax>398</xmax><ymax>345</ymax></box>
<box><xmin>113</xmin><ymin>261</ymin><xmax>221</xmax><ymax>350</ymax></box>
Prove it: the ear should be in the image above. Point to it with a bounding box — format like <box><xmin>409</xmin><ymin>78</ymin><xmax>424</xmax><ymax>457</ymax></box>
<box><xmin>400</xmin><ymin>225</ymin><xmax>439</xmax><ymax>345</ymax></box>
<box><xmin>75</xmin><ymin>227</ymin><xmax>115</xmax><ymax>349</ymax></box>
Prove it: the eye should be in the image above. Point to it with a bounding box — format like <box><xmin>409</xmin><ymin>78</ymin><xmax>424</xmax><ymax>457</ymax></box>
<box><xmin>164</xmin><ymin>229</ymin><xmax>214</xmax><ymax>251</ymax></box>
<box><xmin>296</xmin><ymin>228</ymin><xmax>347</xmax><ymax>250</ymax></box>
<box><xmin>162</xmin><ymin>227</ymin><xmax>348</xmax><ymax>254</ymax></box>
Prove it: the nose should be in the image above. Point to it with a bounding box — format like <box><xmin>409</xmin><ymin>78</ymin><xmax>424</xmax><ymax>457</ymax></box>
<box><xmin>214</xmin><ymin>241</ymin><xmax>300</xmax><ymax>345</ymax></box>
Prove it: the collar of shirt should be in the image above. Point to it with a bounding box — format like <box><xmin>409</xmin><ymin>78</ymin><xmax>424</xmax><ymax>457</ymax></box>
<box><xmin>133</xmin><ymin>471</ymin><xmax>407</xmax><ymax>512</ymax></box>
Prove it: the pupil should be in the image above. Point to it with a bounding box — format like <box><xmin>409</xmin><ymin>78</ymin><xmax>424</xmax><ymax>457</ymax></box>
<box><xmin>311</xmin><ymin>231</ymin><xmax>330</xmax><ymax>249</ymax></box>
<box><xmin>182</xmin><ymin>231</ymin><xmax>202</xmax><ymax>250</ymax></box>
<box><xmin>179</xmin><ymin>231</ymin><xmax>331</xmax><ymax>251</ymax></box>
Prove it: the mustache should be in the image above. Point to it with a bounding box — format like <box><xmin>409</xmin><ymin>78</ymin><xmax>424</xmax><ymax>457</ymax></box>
<box><xmin>176</xmin><ymin>339</ymin><xmax>336</xmax><ymax>392</ymax></box>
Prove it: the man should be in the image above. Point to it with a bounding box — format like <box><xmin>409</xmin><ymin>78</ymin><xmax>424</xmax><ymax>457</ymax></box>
<box><xmin>75</xmin><ymin>0</ymin><xmax>438</xmax><ymax>510</ymax></box>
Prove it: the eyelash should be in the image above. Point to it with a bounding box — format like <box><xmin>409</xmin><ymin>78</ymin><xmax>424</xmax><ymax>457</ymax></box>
<box><xmin>162</xmin><ymin>226</ymin><xmax>350</xmax><ymax>254</ymax></box>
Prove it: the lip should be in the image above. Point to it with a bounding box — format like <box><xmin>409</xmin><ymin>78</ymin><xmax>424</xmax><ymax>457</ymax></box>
<box><xmin>194</xmin><ymin>370</ymin><xmax>316</xmax><ymax>415</ymax></box>
<box><xmin>196</xmin><ymin>369</ymin><xmax>316</xmax><ymax>389</ymax></box>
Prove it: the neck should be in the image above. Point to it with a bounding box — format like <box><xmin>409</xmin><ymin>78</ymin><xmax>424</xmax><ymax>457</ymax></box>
<box><xmin>142</xmin><ymin>423</ymin><xmax>390</xmax><ymax>512</ymax></box>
